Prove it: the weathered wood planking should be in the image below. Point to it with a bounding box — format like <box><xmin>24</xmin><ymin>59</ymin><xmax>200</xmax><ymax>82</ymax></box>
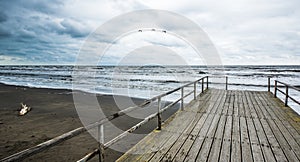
<box><xmin>117</xmin><ymin>89</ymin><xmax>300</xmax><ymax>162</ymax></box>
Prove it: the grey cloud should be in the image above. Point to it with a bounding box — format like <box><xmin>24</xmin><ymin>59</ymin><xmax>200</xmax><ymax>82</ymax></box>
<box><xmin>0</xmin><ymin>27</ymin><xmax>11</xmax><ymax>37</ymax></box>
<box><xmin>15</xmin><ymin>0</ymin><xmax>64</xmax><ymax>15</ymax></box>
<box><xmin>1</xmin><ymin>0</ymin><xmax>300</xmax><ymax>65</ymax></box>
<box><xmin>60</xmin><ymin>19</ymin><xmax>91</xmax><ymax>38</ymax></box>
<box><xmin>0</xmin><ymin>12</ymin><xmax>7</xmax><ymax>22</ymax></box>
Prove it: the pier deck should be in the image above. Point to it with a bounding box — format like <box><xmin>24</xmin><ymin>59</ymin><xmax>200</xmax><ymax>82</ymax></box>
<box><xmin>117</xmin><ymin>89</ymin><xmax>300</xmax><ymax>162</ymax></box>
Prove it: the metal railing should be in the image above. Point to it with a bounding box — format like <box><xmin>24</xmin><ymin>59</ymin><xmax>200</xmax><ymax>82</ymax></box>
<box><xmin>207</xmin><ymin>76</ymin><xmax>299</xmax><ymax>108</ymax></box>
<box><xmin>77</xmin><ymin>76</ymin><xmax>209</xmax><ymax>161</ymax></box>
<box><xmin>211</xmin><ymin>75</ymin><xmax>272</xmax><ymax>92</ymax></box>
<box><xmin>1</xmin><ymin>76</ymin><xmax>209</xmax><ymax>162</ymax></box>
<box><xmin>274</xmin><ymin>80</ymin><xmax>300</xmax><ymax>107</ymax></box>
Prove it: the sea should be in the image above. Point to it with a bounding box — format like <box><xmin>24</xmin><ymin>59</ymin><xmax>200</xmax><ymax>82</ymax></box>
<box><xmin>0</xmin><ymin>65</ymin><xmax>299</xmax><ymax>114</ymax></box>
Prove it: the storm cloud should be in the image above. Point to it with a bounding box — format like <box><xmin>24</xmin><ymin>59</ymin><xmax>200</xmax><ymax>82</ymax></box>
<box><xmin>0</xmin><ymin>0</ymin><xmax>299</xmax><ymax>65</ymax></box>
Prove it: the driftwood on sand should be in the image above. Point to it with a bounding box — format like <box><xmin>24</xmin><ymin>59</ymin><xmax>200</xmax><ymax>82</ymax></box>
<box><xmin>19</xmin><ymin>103</ymin><xmax>31</xmax><ymax>116</ymax></box>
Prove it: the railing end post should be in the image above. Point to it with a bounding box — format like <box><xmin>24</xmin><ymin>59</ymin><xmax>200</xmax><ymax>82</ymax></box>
<box><xmin>181</xmin><ymin>87</ymin><xmax>184</xmax><ymax>110</ymax></box>
<box><xmin>157</xmin><ymin>97</ymin><xmax>162</xmax><ymax>130</ymax></box>
<box><xmin>285</xmin><ymin>86</ymin><xmax>289</xmax><ymax>107</ymax></box>
<box><xmin>268</xmin><ymin>77</ymin><xmax>271</xmax><ymax>92</ymax></box>
<box><xmin>225</xmin><ymin>76</ymin><xmax>228</xmax><ymax>90</ymax></box>
<box><xmin>194</xmin><ymin>82</ymin><xmax>197</xmax><ymax>100</ymax></box>
<box><xmin>98</xmin><ymin>124</ymin><xmax>104</xmax><ymax>162</ymax></box>
<box><xmin>206</xmin><ymin>76</ymin><xmax>209</xmax><ymax>89</ymax></box>
<box><xmin>274</xmin><ymin>80</ymin><xmax>277</xmax><ymax>98</ymax></box>
<box><xmin>201</xmin><ymin>79</ymin><xmax>204</xmax><ymax>93</ymax></box>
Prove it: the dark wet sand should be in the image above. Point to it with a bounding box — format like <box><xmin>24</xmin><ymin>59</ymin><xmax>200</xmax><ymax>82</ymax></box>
<box><xmin>0</xmin><ymin>84</ymin><xmax>178</xmax><ymax>162</ymax></box>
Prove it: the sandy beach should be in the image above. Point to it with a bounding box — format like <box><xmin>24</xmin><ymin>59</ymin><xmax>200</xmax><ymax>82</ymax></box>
<box><xmin>0</xmin><ymin>83</ymin><xmax>178</xmax><ymax>161</ymax></box>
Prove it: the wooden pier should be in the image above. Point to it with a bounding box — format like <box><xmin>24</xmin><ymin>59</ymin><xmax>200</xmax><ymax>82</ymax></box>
<box><xmin>3</xmin><ymin>76</ymin><xmax>300</xmax><ymax>162</ymax></box>
<box><xmin>117</xmin><ymin>89</ymin><xmax>300</xmax><ymax>161</ymax></box>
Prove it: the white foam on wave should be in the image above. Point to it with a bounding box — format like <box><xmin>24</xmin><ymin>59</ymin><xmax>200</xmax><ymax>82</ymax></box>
<box><xmin>0</xmin><ymin>65</ymin><xmax>299</xmax><ymax>113</ymax></box>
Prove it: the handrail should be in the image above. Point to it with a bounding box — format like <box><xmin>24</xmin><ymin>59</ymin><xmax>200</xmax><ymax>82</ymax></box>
<box><xmin>274</xmin><ymin>80</ymin><xmax>300</xmax><ymax>107</ymax></box>
<box><xmin>1</xmin><ymin>76</ymin><xmax>209</xmax><ymax>162</ymax></box>
<box><xmin>78</xmin><ymin>76</ymin><xmax>209</xmax><ymax>161</ymax></box>
<box><xmin>209</xmin><ymin>75</ymin><xmax>273</xmax><ymax>92</ymax></box>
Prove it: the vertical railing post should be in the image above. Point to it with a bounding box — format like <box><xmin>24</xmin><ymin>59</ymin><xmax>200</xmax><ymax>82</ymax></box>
<box><xmin>285</xmin><ymin>86</ymin><xmax>289</xmax><ymax>107</ymax></box>
<box><xmin>274</xmin><ymin>80</ymin><xmax>277</xmax><ymax>98</ymax></box>
<box><xmin>225</xmin><ymin>76</ymin><xmax>228</xmax><ymax>90</ymax></box>
<box><xmin>268</xmin><ymin>77</ymin><xmax>271</xmax><ymax>92</ymax></box>
<box><xmin>194</xmin><ymin>81</ymin><xmax>197</xmax><ymax>100</ymax></box>
<box><xmin>201</xmin><ymin>79</ymin><xmax>204</xmax><ymax>93</ymax></box>
<box><xmin>98</xmin><ymin>124</ymin><xmax>104</xmax><ymax>162</ymax></box>
<box><xmin>157</xmin><ymin>97</ymin><xmax>162</xmax><ymax>130</ymax></box>
<box><xmin>206</xmin><ymin>76</ymin><xmax>209</xmax><ymax>89</ymax></box>
<box><xmin>181</xmin><ymin>87</ymin><xmax>184</xmax><ymax>110</ymax></box>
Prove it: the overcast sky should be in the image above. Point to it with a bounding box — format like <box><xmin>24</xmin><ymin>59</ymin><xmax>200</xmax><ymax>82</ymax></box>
<box><xmin>0</xmin><ymin>0</ymin><xmax>299</xmax><ymax>65</ymax></box>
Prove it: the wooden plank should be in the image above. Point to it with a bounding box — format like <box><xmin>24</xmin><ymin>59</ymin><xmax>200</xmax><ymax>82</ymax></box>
<box><xmin>242</xmin><ymin>91</ymin><xmax>265</xmax><ymax>162</ymax></box>
<box><xmin>244</xmin><ymin>91</ymin><xmax>260</xmax><ymax>119</ymax></box>
<box><xmin>232</xmin><ymin>91</ymin><xmax>239</xmax><ymax>117</ymax></box>
<box><xmin>207</xmin><ymin>115</ymin><xmax>227</xmax><ymax>161</ymax></box>
<box><xmin>195</xmin><ymin>91</ymin><xmax>228</xmax><ymax>161</ymax></box>
<box><xmin>145</xmin><ymin>112</ymin><xmax>196</xmax><ymax>161</ymax></box>
<box><xmin>173</xmin><ymin>91</ymin><xmax>214</xmax><ymax>161</ymax></box>
<box><xmin>219</xmin><ymin>116</ymin><xmax>233</xmax><ymax>162</ymax></box>
<box><xmin>207</xmin><ymin>91</ymin><xmax>232</xmax><ymax>162</ymax></box>
<box><xmin>231</xmin><ymin>91</ymin><xmax>242</xmax><ymax>162</ymax></box>
<box><xmin>239</xmin><ymin>91</ymin><xmax>254</xmax><ymax>162</ymax></box>
<box><xmin>159</xmin><ymin>112</ymin><xmax>204</xmax><ymax>161</ymax></box>
<box><xmin>253</xmin><ymin>92</ymin><xmax>299</xmax><ymax>161</ymax></box>
<box><xmin>260</xmin><ymin>119</ymin><xmax>287</xmax><ymax>161</ymax></box>
<box><xmin>118</xmin><ymin>119</ymin><xmax>181</xmax><ymax>161</ymax></box>
<box><xmin>185</xmin><ymin>89</ymin><xmax>212</xmax><ymax>113</ymax></box>
<box><xmin>240</xmin><ymin>116</ymin><xmax>253</xmax><ymax>162</ymax></box>
<box><xmin>163</xmin><ymin>111</ymin><xmax>197</xmax><ymax>133</ymax></box>
<box><xmin>238</xmin><ymin>91</ymin><xmax>245</xmax><ymax>118</ymax></box>
<box><xmin>173</xmin><ymin>113</ymin><xmax>209</xmax><ymax>161</ymax></box>
<box><xmin>148</xmin><ymin>91</ymin><xmax>222</xmax><ymax>161</ymax></box>
<box><xmin>118</xmin><ymin>89</ymin><xmax>300</xmax><ymax>162</ymax></box>
<box><xmin>247</xmin><ymin>91</ymin><xmax>287</xmax><ymax>161</ymax></box>
<box><xmin>254</xmin><ymin>101</ymin><xmax>297</xmax><ymax>161</ymax></box>
<box><xmin>209</xmin><ymin>90</ymin><xmax>226</xmax><ymax>115</ymax></box>
<box><xmin>253</xmin><ymin>118</ymin><xmax>276</xmax><ymax>161</ymax></box>
<box><xmin>227</xmin><ymin>90</ymin><xmax>235</xmax><ymax>116</ymax></box>
<box><xmin>194</xmin><ymin>113</ymin><xmax>222</xmax><ymax>162</ymax></box>
<box><xmin>259</xmin><ymin>92</ymin><xmax>300</xmax><ymax>144</ymax></box>
<box><xmin>218</xmin><ymin>90</ymin><xmax>234</xmax><ymax>162</ymax></box>
<box><xmin>185</xmin><ymin>90</ymin><xmax>226</xmax><ymax>161</ymax></box>
<box><xmin>119</xmin><ymin>107</ymin><xmax>196</xmax><ymax>161</ymax></box>
<box><xmin>246</xmin><ymin>116</ymin><xmax>264</xmax><ymax>162</ymax></box>
<box><xmin>255</xmin><ymin>92</ymin><xmax>300</xmax><ymax>160</ymax></box>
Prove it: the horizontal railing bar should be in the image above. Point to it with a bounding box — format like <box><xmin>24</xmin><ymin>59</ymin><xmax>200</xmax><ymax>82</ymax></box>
<box><xmin>2</xmin><ymin>76</ymin><xmax>208</xmax><ymax>162</ymax></box>
<box><xmin>2</xmin><ymin>99</ymin><xmax>155</xmax><ymax>161</ymax></box>
<box><xmin>104</xmin><ymin>93</ymin><xmax>188</xmax><ymax>149</ymax></box>
<box><xmin>276</xmin><ymin>80</ymin><xmax>300</xmax><ymax>92</ymax></box>
<box><xmin>76</xmin><ymin>149</ymin><xmax>99</xmax><ymax>162</ymax></box>
<box><xmin>275</xmin><ymin>80</ymin><xmax>300</xmax><ymax>107</ymax></box>
<box><xmin>289</xmin><ymin>96</ymin><xmax>300</xmax><ymax>106</ymax></box>
<box><xmin>160</xmin><ymin>98</ymin><xmax>182</xmax><ymax>113</ymax></box>
<box><xmin>151</xmin><ymin>77</ymin><xmax>206</xmax><ymax>100</ymax></box>
<box><xmin>209</xmin><ymin>82</ymin><xmax>272</xmax><ymax>87</ymax></box>
<box><xmin>77</xmin><ymin>95</ymin><xmax>184</xmax><ymax>161</ymax></box>
<box><xmin>104</xmin><ymin>112</ymin><xmax>158</xmax><ymax>149</ymax></box>
<box><xmin>276</xmin><ymin>88</ymin><xmax>285</xmax><ymax>95</ymax></box>
<box><xmin>1</xmin><ymin>127</ymin><xmax>87</xmax><ymax>162</ymax></box>
<box><xmin>183</xmin><ymin>90</ymin><xmax>194</xmax><ymax>99</ymax></box>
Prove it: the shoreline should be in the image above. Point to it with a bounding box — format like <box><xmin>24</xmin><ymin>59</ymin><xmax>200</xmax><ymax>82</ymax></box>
<box><xmin>0</xmin><ymin>82</ymin><xmax>153</xmax><ymax>101</ymax></box>
<box><xmin>0</xmin><ymin>83</ymin><xmax>179</xmax><ymax>161</ymax></box>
